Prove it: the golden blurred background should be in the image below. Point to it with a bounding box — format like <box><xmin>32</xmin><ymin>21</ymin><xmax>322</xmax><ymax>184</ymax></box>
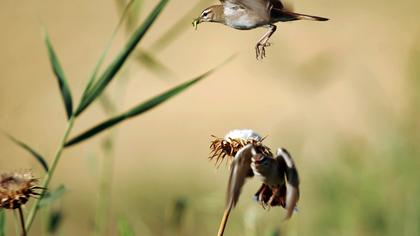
<box><xmin>0</xmin><ymin>0</ymin><xmax>419</xmax><ymax>235</ymax></box>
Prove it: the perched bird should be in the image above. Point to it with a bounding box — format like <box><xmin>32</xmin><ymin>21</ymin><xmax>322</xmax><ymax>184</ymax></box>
<box><xmin>193</xmin><ymin>0</ymin><xmax>329</xmax><ymax>59</ymax></box>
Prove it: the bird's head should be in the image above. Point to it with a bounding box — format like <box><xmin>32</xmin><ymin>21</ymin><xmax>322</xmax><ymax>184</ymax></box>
<box><xmin>251</xmin><ymin>154</ymin><xmax>274</xmax><ymax>175</ymax></box>
<box><xmin>193</xmin><ymin>5</ymin><xmax>224</xmax><ymax>29</ymax></box>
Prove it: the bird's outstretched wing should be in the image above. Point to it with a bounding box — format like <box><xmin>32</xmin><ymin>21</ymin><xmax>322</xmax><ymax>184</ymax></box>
<box><xmin>226</xmin><ymin>144</ymin><xmax>256</xmax><ymax>208</ymax></box>
<box><xmin>276</xmin><ymin>148</ymin><xmax>300</xmax><ymax>220</ymax></box>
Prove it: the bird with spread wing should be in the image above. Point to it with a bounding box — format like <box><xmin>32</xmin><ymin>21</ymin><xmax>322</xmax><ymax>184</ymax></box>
<box><xmin>209</xmin><ymin>130</ymin><xmax>300</xmax><ymax>236</ymax></box>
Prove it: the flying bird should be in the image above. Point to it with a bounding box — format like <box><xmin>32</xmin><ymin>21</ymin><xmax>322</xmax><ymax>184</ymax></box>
<box><xmin>193</xmin><ymin>0</ymin><xmax>329</xmax><ymax>59</ymax></box>
<box><xmin>227</xmin><ymin>144</ymin><xmax>299</xmax><ymax>216</ymax></box>
<box><xmin>218</xmin><ymin>143</ymin><xmax>300</xmax><ymax>235</ymax></box>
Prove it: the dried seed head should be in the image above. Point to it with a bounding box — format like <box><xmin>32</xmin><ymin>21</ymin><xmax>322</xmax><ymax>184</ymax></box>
<box><xmin>0</xmin><ymin>170</ymin><xmax>42</xmax><ymax>209</ymax></box>
<box><xmin>210</xmin><ymin>129</ymin><xmax>271</xmax><ymax>166</ymax></box>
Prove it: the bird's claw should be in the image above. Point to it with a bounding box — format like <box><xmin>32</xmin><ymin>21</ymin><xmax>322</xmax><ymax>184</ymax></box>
<box><xmin>255</xmin><ymin>42</ymin><xmax>271</xmax><ymax>60</ymax></box>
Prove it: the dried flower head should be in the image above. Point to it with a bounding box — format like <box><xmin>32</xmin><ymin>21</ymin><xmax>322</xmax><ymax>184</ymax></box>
<box><xmin>0</xmin><ymin>171</ymin><xmax>42</xmax><ymax>209</ymax></box>
<box><xmin>210</xmin><ymin>129</ymin><xmax>271</xmax><ymax>166</ymax></box>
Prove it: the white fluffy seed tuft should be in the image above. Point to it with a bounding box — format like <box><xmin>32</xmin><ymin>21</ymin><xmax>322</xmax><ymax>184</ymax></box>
<box><xmin>224</xmin><ymin>129</ymin><xmax>262</xmax><ymax>141</ymax></box>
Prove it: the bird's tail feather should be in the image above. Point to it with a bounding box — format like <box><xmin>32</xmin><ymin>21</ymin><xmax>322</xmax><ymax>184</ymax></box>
<box><xmin>292</xmin><ymin>12</ymin><xmax>329</xmax><ymax>21</ymax></box>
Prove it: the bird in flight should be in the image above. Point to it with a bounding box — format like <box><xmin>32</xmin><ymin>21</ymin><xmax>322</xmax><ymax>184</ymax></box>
<box><xmin>209</xmin><ymin>130</ymin><xmax>300</xmax><ymax>236</ymax></box>
<box><xmin>193</xmin><ymin>0</ymin><xmax>329</xmax><ymax>59</ymax></box>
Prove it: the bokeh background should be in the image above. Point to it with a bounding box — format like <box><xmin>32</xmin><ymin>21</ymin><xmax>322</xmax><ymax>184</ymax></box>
<box><xmin>0</xmin><ymin>0</ymin><xmax>419</xmax><ymax>235</ymax></box>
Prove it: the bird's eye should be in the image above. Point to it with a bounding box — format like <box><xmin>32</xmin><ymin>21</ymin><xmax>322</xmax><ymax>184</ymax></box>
<box><xmin>202</xmin><ymin>11</ymin><xmax>210</xmax><ymax>17</ymax></box>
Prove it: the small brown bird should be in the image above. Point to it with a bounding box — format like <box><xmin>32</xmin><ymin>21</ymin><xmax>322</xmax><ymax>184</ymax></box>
<box><xmin>217</xmin><ymin>144</ymin><xmax>299</xmax><ymax>236</ymax></box>
<box><xmin>210</xmin><ymin>130</ymin><xmax>300</xmax><ymax>236</ymax></box>
<box><xmin>227</xmin><ymin>144</ymin><xmax>299</xmax><ymax>218</ymax></box>
<box><xmin>193</xmin><ymin>0</ymin><xmax>329</xmax><ymax>59</ymax></box>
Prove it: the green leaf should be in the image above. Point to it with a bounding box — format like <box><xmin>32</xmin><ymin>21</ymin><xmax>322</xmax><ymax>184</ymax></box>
<box><xmin>135</xmin><ymin>50</ymin><xmax>174</xmax><ymax>78</ymax></box>
<box><xmin>47</xmin><ymin>210</ymin><xmax>63</xmax><ymax>234</ymax></box>
<box><xmin>75</xmin><ymin>0</ymin><xmax>170</xmax><ymax>116</ymax></box>
<box><xmin>117</xmin><ymin>217</ymin><xmax>135</xmax><ymax>236</ymax></box>
<box><xmin>115</xmin><ymin>0</ymin><xmax>142</xmax><ymax>31</ymax></box>
<box><xmin>0</xmin><ymin>209</ymin><xmax>5</xmax><ymax>236</ymax></box>
<box><xmin>125</xmin><ymin>0</ymin><xmax>143</xmax><ymax>31</ymax></box>
<box><xmin>65</xmin><ymin>70</ymin><xmax>212</xmax><ymax>147</ymax></box>
<box><xmin>80</xmin><ymin>0</ymin><xmax>136</xmax><ymax>105</ymax></box>
<box><xmin>4</xmin><ymin>133</ymin><xmax>48</xmax><ymax>172</ymax></box>
<box><xmin>38</xmin><ymin>185</ymin><xmax>66</xmax><ymax>208</ymax></box>
<box><xmin>44</xmin><ymin>30</ymin><xmax>73</xmax><ymax>119</ymax></box>
<box><xmin>151</xmin><ymin>0</ymin><xmax>212</xmax><ymax>52</ymax></box>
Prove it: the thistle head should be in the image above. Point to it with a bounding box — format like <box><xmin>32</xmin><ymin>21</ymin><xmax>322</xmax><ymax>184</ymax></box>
<box><xmin>0</xmin><ymin>170</ymin><xmax>42</xmax><ymax>209</ymax></box>
<box><xmin>209</xmin><ymin>129</ymin><xmax>271</xmax><ymax>166</ymax></box>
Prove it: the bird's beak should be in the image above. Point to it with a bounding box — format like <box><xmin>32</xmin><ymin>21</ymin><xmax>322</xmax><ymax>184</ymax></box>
<box><xmin>192</xmin><ymin>18</ymin><xmax>201</xmax><ymax>30</ymax></box>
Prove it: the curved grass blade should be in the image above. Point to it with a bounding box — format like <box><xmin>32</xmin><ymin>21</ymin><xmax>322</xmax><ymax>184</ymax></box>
<box><xmin>38</xmin><ymin>185</ymin><xmax>66</xmax><ymax>208</ymax></box>
<box><xmin>134</xmin><ymin>0</ymin><xmax>211</xmax><ymax>77</ymax></box>
<box><xmin>151</xmin><ymin>0</ymin><xmax>212</xmax><ymax>52</ymax></box>
<box><xmin>75</xmin><ymin>0</ymin><xmax>170</xmax><ymax>116</ymax></box>
<box><xmin>136</xmin><ymin>50</ymin><xmax>174</xmax><ymax>78</ymax></box>
<box><xmin>4</xmin><ymin>133</ymin><xmax>48</xmax><ymax>172</ymax></box>
<box><xmin>79</xmin><ymin>0</ymin><xmax>136</xmax><ymax>105</ymax></box>
<box><xmin>0</xmin><ymin>210</ymin><xmax>5</xmax><ymax>236</ymax></box>
<box><xmin>115</xmin><ymin>0</ymin><xmax>143</xmax><ymax>32</ymax></box>
<box><xmin>66</xmin><ymin>70</ymin><xmax>212</xmax><ymax>147</ymax></box>
<box><xmin>44</xmin><ymin>30</ymin><xmax>73</xmax><ymax>119</ymax></box>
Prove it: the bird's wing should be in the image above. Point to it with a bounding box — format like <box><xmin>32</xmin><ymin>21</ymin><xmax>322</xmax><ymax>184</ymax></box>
<box><xmin>220</xmin><ymin>0</ymin><xmax>271</xmax><ymax>15</ymax></box>
<box><xmin>226</xmin><ymin>144</ymin><xmax>256</xmax><ymax>208</ymax></box>
<box><xmin>276</xmin><ymin>148</ymin><xmax>300</xmax><ymax>220</ymax></box>
<box><xmin>269</xmin><ymin>0</ymin><xmax>284</xmax><ymax>10</ymax></box>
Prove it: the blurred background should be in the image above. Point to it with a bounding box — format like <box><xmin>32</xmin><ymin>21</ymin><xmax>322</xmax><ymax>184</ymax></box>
<box><xmin>0</xmin><ymin>0</ymin><xmax>419</xmax><ymax>235</ymax></box>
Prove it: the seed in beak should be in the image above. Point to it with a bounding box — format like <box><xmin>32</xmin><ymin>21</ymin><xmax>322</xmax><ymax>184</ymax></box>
<box><xmin>192</xmin><ymin>19</ymin><xmax>199</xmax><ymax>30</ymax></box>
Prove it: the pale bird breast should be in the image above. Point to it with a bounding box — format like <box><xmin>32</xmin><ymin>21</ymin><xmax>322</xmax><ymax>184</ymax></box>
<box><xmin>223</xmin><ymin>5</ymin><xmax>266</xmax><ymax>30</ymax></box>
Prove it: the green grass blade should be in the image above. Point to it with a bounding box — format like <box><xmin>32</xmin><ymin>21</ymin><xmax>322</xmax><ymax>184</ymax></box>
<box><xmin>115</xmin><ymin>0</ymin><xmax>143</xmax><ymax>31</ymax></box>
<box><xmin>75</xmin><ymin>0</ymin><xmax>170</xmax><ymax>116</ymax></box>
<box><xmin>65</xmin><ymin>70</ymin><xmax>211</xmax><ymax>147</ymax></box>
<box><xmin>4</xmin><ymin>133</ymin><xmax>48</xmax><ymax>172</ymax></box>
<box><xmin>136</xmin><ymin>50</ymin><xmax>174</xmax><ymax>78</ymax></box>
<box><xmin>44</xmin><ymin>30</ymin><xmax>73</xmax><ymax>119</ymax></box>
<box><xmin>134</xmin><ymin>0</ymin><xmax>210</xmax><ymax>78</ymax></box>
<box><xmin>151</xmin><ymin>0</ymin><xmax>212</xmax><ymax>52</ymax></box>
<box><xmin>126</xmin><ymin>0</ymin><xmax>143</xmax><ymax>31</ymax></box>
<box><xmin>117</xmin><ymin>217</ymin><xmax>135</xmax><ymax>236</ymax></box>
<box><xmin>79</xmin><ymin>0</ymin><xmax>135</xmax><ymax>105</ymax></box>
<box><xmin>0</xmin><ymin>209</ymin><xmax>5</xmax><ymax>236</ymax></box>
<box><xmin>38</xmin><ymin>185</ymin><xmax>66</xmax><ymax>208</ymax></box>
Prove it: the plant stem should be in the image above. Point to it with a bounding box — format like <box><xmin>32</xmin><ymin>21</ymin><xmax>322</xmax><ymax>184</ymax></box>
<box><xmin>25</xmin><ymin>116</ymin><xmax>76</xmax><ymax>231</ymax></box>
<box><xmin>93</xmin><ymin>133</ymin><xmax>116</xmax><ymax>236</ymax></box>
<box><xmin>17</xmin><ymin>207</ymin><xmax>26</xmax><ymax>236</ymax></box>
<box><xmin>217</xmin><ymin>203</ymin><xmax>233</xmax><ymax>236</ymax></box>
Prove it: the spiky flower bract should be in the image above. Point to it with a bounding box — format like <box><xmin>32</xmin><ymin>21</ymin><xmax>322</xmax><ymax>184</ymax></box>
<box><xmin>210</xmin><ymin>129</ymin><xmax>272</xmax><ymax>166</ymax></box>
<box><xmin>0</xmin><ymin>171</ymin><xmax>42</xmax><ymax>209</ymax></box>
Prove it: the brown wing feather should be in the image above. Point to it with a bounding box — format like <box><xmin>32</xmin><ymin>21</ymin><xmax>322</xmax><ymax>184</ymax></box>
<box><xmin>220</xmin><ymin>0</ymin><xmax>270</xmax><ymax>14</ymax></box>
<box><xmin>226</xmin><ymin>144</ymin><xmax>256</xmax><ymax>207</ymax></box>
<box><xmin>276</xmin><ymin>148</ymin><xmax>300</xmax><ymax>220</ymax></box>
<box><xmin>270</xmin><ymin>0</ymin><xmax>284</xmax><ymax>10</ymax></box>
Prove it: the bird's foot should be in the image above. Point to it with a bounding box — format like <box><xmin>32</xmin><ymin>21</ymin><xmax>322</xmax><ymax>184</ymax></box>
<box><xmin>255</xmin><ymin>42</ymin><xmax>271</xmax><ymax>60</ymax></box>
